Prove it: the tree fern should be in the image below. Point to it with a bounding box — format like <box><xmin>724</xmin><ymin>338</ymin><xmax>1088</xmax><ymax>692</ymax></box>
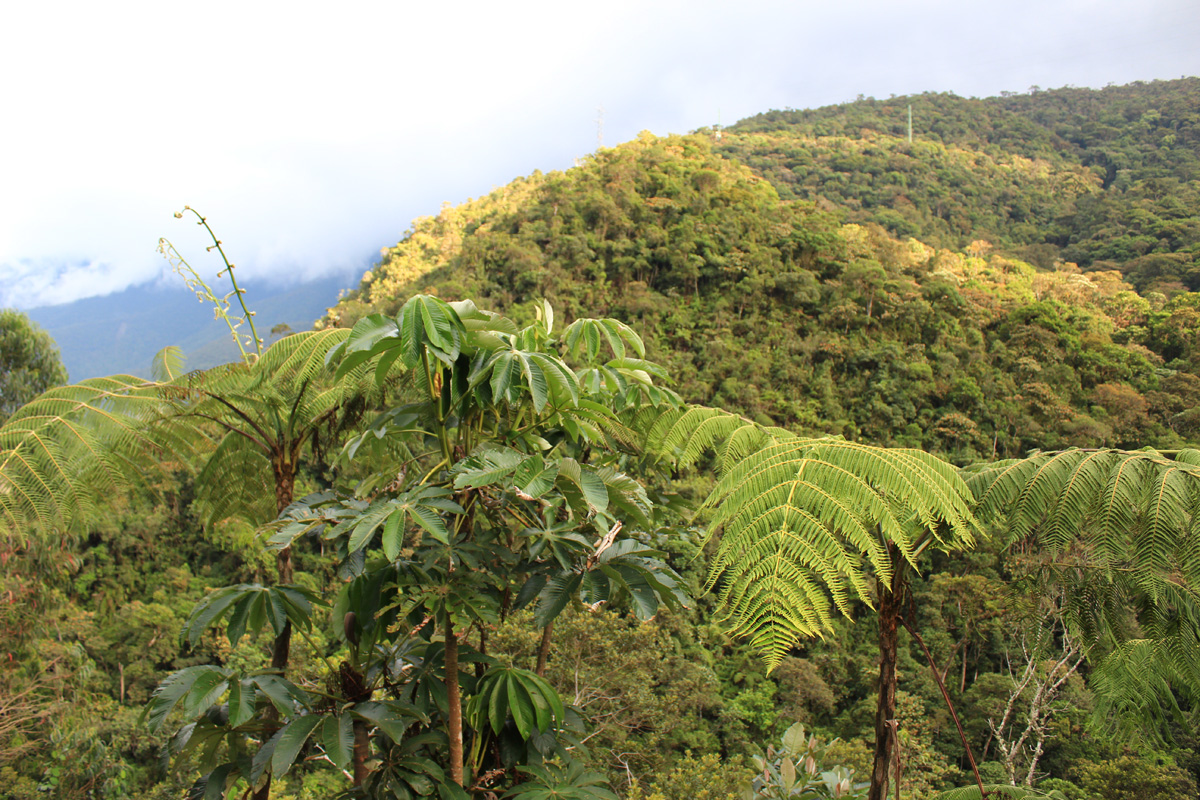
<box><xmin>192</xmin><ymin>430</ymin><xmax>275</xmax><ymax>527</ymax></box>
<box><xmin>968</xmin><ymin>447</ymin><xmax>1200</xmax><ymax>737</ymax></box>
<box><xmin>639</xmin><ymin>406</ymin><xmax>978</xmax><ymax>668</ymax></box>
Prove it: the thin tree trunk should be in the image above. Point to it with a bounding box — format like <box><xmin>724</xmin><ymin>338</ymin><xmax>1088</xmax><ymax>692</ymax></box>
<box><xmin>961</xmin><ymin>641</ymin><xmax>969</xmax><ymax>694</ymax></box>
<box><xmin>868</xmin><ymin>547</ymin><xmax>907</xmax><ymax>800</ymax></box>
<box><xmin>252</xmin><ymin>461</ymin><xmax>297</xmax><ymax>800</ymax></box>
<box><xmin>535</xmin><ymin>621</ymin><xmax>554</xmax><ymax>677</ymax></box>
<box><xmin>477</xmin><ymin>625</ymin><xmax>489</xmax><ymax>679</ymax></box>
<box><xmin>271</xmin><ymin>460</ymin><xmax>296</xmax><ymax>671</ymax></box>
<box><xmin>903</xmin><ymin>617</ymin><xmax>989</xmax><ymax>800</ymax></box>
<box><xmin>445</xmin><ymin>614</ymin><xmax>464</xmax><ymax>786</ymax></box>
<box><xmin>353</xmin><ymin>719</ymin><xmax>371</xmax><ymax>786</ymax></box>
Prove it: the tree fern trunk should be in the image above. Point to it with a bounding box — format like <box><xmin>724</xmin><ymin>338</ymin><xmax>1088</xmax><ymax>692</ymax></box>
<box><xmin>868</xmin><ymin>546</ymin><xmax>907</xmax><ymax>800</ymax></box>
<box><xmin>252</xmin><ymin>461</ymin><xmax>297</xmax><ymax>800</ymax></box>
<box><xmin>271</xmin><ymin>548</ymin><xmax>294</xmax><ymax>670</ymax></box>
<box><xmin>445</xmin><ymin>613</ymin><xmax>464</xmax><ymax>786</ymax></box>
<box><xmin>271</xmin><ymin>458</ymin><xmax>296</xmax><ymax>671</ymax></box>
<box><xmin>535</xmin><ymin>621</ymin><xmax>553</xmax><ymax>677</ymax></box>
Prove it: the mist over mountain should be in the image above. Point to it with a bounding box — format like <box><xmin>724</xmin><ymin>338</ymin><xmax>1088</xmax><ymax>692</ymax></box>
<box><xmin>26</xmin><ymin>273</ymin><xmax>357</xmax><ymax>380</ymax></box>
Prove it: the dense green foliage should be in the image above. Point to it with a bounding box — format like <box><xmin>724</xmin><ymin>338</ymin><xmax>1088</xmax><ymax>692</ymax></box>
<box><xmin>329</xmin><ymin>111</ymin><xmax>1200</xmax><ymax>461</ymax></box>
<box><xmin>0</xmin><ymin>309</ymin><xmax>68</xmax><ymax>422</ymax></box>
<box><xmin>2</xmin><ymin>79</ymin><xmax>1200</xmax><ymax>800</ymax></box>
<box><xmin>726</xmin><ymin>78</ymin><xmax>1200</xmax><ymax>290</ymax></box>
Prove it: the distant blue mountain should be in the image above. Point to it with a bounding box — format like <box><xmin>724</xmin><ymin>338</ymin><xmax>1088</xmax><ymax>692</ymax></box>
<box><xmin>26</xmin><ymin>274</ymin><xmax>356</xmax><ymax>381</ymax></box>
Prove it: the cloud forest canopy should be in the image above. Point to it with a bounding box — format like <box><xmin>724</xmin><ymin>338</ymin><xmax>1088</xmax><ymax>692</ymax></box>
<box><xmin>2</xmin><ymin>78</ymin><xmax>1200</xmax><ymax>800</ymax></box>
<box><xmin>328</xmin><ymin>83</ymin><xmax>1200</xmax><ymax>463</ymax></box>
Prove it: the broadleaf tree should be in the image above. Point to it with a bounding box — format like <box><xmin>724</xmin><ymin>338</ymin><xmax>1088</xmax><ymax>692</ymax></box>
<box><xmin>148</xmin><ymin>295</ymin><xmax>690</xmax><ymax>798</ymax></box>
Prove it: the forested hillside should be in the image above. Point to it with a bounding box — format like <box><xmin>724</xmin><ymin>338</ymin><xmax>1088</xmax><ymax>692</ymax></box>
<box><xmin>329</xmin><ymin>96</ymin><xmax>1200</xmax><ymax>461</ymax></box>
<box><xmin>2</xmin><ymin>80</ymin><xmax>1199</xmax><ymax>800</ymax></box>
<box><xmin>724</xmin><ymin>79</ymin><xmax>1200</xmax><ymax>289</ymax></box>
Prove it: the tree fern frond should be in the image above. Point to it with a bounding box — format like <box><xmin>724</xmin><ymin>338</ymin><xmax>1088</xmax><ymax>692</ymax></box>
<box><xmin>1088</xmin><ymin>638</ymin><xmax>1190</xmax><ymax>740</ymax></box>
<box><xmin>0</xmin><ymin>377</ymin><xmax>185</xmax><ymax>537</ymax></box>
<box><xmin>252</xmin><ymin>329</ymin><xmax>350</xmax><ymax>388</ymax></box>
<box><xmin>696</xmin><ymin>435</ymin><xmax>975</xmax><ymax>668</ymax></box>
<box><xmin>970</xmin><ymin>447</ymin><xmax>1200</xmax><ymax>740</ymax></box>
<box><xmin>192</xmin><ymin>431</ymin><xmax>275</xmax><ymax>527</ymax></box>
<box><xmin>643</xmin><ymin>405</ymin><xmax>779</xmax><ymax>470</ymax></box>
<box><xmin>972</xmin><ymin>448</ymin><xmax>1200</xmax><ymax>585</ymax></box>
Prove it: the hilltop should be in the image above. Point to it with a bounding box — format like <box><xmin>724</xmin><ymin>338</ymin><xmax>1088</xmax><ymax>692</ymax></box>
<box><xmin>324</xmin><ymin>79</ymin><xmax>1200</xmax><ymax>461</ymax></box>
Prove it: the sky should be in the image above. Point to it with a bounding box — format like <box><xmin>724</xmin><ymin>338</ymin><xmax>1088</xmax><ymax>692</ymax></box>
<box><xmin>2</xmin><ymin>0</ymin><xmax>1198</xmax><ymax>310</ymax></box>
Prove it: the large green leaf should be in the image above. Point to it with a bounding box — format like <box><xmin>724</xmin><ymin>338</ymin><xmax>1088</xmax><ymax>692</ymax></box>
<box><xmin>334</xmin><ymin>313</ymin><xmax>402</xmax><ymax>379</ymax></box>
<box><xmin>468</xmin><ymin>668</ymin><xmax>565</xmax><ymax>739</ymax></box>
<box><xmin>251</xmin><ymin>674</ymin><xmax>311</xmax><ymax>715</ymax></box>
<box><xmin>323</xmin><ymin>714</ymin><xmax>355</xmax><ymax>770</ymax></box>
<box><xmin>144</xmin><ymin>665</ymin><xmax>230</xmax><ymax>733</ymax></box>
<box><xmin>353</xmin><ymin>699</ymin><xmax>424</xmax><ymax>743</ymax></box>
<box><xmin>183</xmin><ymin>584</ymin><xmax>320</xmax><ymax>647</ymax></box>
<box><xmin>397</xmin><ymin>294</ymin><xmax>465</xmax><ymax>368</ymax></box>
<box><xmin>271</xmin><ymin>714</ymin><xmax>324</xmax><ymax>777</ymax></box>
<box><xmin>227</xmin><ymin>678</ymin><xmax>255</xmax><ymax>728</ymax></box>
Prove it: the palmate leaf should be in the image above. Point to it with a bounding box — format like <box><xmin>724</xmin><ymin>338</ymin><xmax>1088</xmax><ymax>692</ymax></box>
<box><xmin>555</xmin><ymin>459</ymin><xmax>609</xmax><ymax>519</ymax></box>
<box><xmin>144</xmin><ymin>665</ymin><xmax>231</xmax><ymax>732</ymax></box>
<box><xmin>399</xmin><ymin>294</ymin><xmax>467</xmax><ymax>368</ymax></box>
<box><xmin>333</xmin><ymin>313</ymin><xmax>402</xmax><ymax>379</ymax></box>
<box><xmin>322</xmin><ymin>714</ymin><xmax>355</xmax><ymax>770</ymax></box>
<box><xmin>562</xmin><ymin>317</ymin><xmax>645</xmax><ymax>362</ymax></box>
<box><xmin>145</xmin><ymin>667</ymin><xmax>311</xmax><ymax>741</ymax></box>
<box><xmin>340</xmin><ymin>485</ymin><xmax>462</xmax><ymax>556</ymax></box>
<box><xmin>506</xmin><ymin>760</ymin><xmax>618</xmax><ymax>800</ymax></box>
<box><xmin>474</xmin><ymin>346</ymin><xmax>580</xmax><ymax>413</ymax></box>
<box><xmin>182</xmin><ymin>584</ymin><xmax>321</xmax><ymax>647</ymax></box>
<box><xmin>353</xmin><ymin>699</ymin><xmax>425</xmax><ymax>743</ymax></box>
<box><xmin>271</xmin><ymin>714</ymin><xmax>324</xmax><ymax>778</ymax></box>
<box><xmin>532</xmin><ymin>573</ymin><xmax>583</xmax><ymax>628</ymax></box>
<box><xmin>467</xmin><ymin>668</ymin><xmax>565</xmax><ymax>739</ymax></box>
<box><xmin>452</xmin><ymin>448</ymin><xmax>526</xmax><ymax>490</ymax></box>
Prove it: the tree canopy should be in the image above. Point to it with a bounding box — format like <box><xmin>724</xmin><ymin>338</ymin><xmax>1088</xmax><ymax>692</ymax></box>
<box><xmin>0</xmin><ymin>309</ymin><xmax>68</xmax><ymax>423</ymax></box>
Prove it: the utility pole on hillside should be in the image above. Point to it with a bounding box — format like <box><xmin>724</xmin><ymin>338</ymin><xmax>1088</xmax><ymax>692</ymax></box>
<box><xmin>908</xmin><ymin>104</ymin><xmax>913</xmax><ymax>143</ymax></box>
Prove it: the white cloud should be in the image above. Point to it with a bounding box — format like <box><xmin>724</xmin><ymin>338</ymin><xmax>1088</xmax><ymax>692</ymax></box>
<box><xmin>2</xmin><ymin>0</ymin><xmax>1198</xmax><ymax>308</ymax></box>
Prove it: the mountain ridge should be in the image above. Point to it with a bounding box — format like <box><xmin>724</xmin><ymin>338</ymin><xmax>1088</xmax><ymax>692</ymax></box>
<box><xmin>26</xmin><ymin>273</ymin><xmax>356</xmax><ymax>380</ymax></box>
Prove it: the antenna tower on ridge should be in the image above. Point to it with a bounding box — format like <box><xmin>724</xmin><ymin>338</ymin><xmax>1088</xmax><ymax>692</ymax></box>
<box><xmin>597</xmin><ymin>106</ymin><xmax>605</xmax><ymax>149</ymax></box>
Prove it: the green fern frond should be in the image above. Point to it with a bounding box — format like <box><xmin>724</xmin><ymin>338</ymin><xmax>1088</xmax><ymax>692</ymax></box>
<box><xmin>0</xmin><ymin>377</ymin><xmax>188</xmax><ymax>537</ymax></box>
<box><xmin>628</xmin><ymin>404</ymin><xmax>979</xmax><ymax>668</ymax></box>
<box><xmin>644</xmin><ymin>405</ymin><xmax>784</xmax><ymax>470</ymax></box>
<box><xmin>970</xmin><ymin>447</ymin><xmax>1200</xmax><ymax>589</ymax></box>
<box><xmin>249</xmin><ymin>329</ymin><xmax>353</xmax><ymax>395</ymax></box>
<box><xmin>192</xmin><ymin>431</ymin><xmax>275</xmax><ymax>527</ymax></box>
<box><xmin>969</xmin><ymin>447</ymin><xmax>1200</xmax><ymax>739</ymax></box>
<box><xmin>692</xmin><ymin>435</ymin><xmax>976</xmax><ymax>668</ymax></box>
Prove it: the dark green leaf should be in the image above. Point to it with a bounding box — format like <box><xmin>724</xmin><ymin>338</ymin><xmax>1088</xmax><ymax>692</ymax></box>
<box><xmin>271</xmin><ymin>714</ymin><xmax>323</xmax><ymax>777</ymax></box>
